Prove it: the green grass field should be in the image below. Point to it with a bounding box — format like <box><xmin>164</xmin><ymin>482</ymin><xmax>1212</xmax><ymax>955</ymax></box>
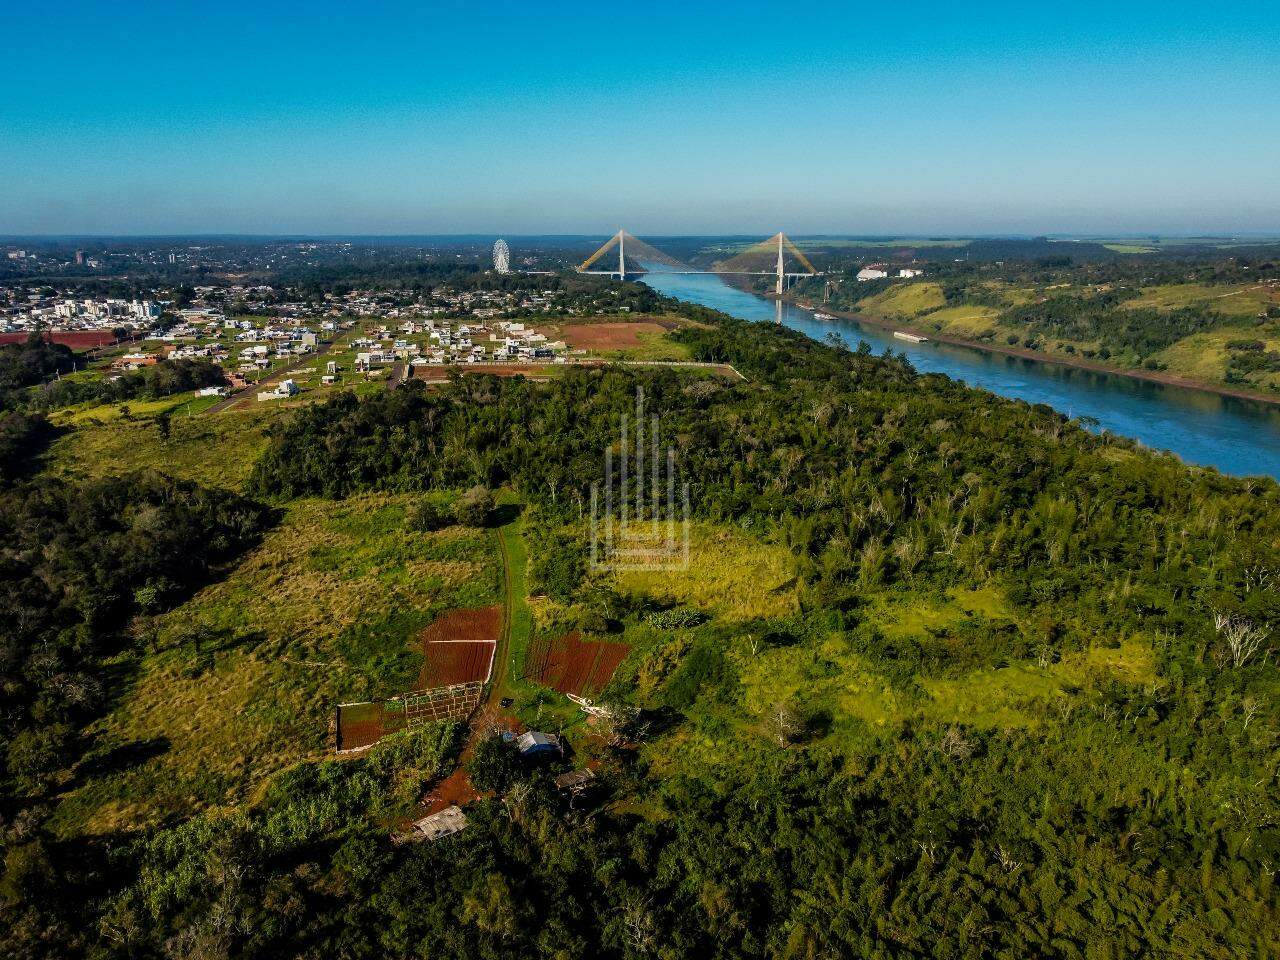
<box><xmin>919</xmin><ymin>305</ymin><xmax>1003</xmax><ymax>337</ymax></box>
<box><xmin>48</xmin><ymin>494</ymin><xmax>498</xmax><ymax>837</ymax></box>
<box><xmin>1124</xmin><ymin>283</ymin><xmax>1280</xmax><ymax>317</ymax></box>
<box><xmin>858</xmin><ymin>282</ymin><xmax>946</xmax><ymax>318</ymax></box>
<box><xmin>614</xmin><ymin>522</ymin><xmax>800</xmax><ymax>622</ymax></box>
<box><xmin>43</xmin><ymin>404</ymin><xmax>279</xmax><ymax>491</ymax></box>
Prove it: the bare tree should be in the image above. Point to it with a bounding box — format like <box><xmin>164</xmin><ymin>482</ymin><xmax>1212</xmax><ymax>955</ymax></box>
<box><xmin>769</xmin><ymin>701</ymin><xmax>802</xmax><ymax>746</ymax></box>
<box><xmin>617</xmin><ymin>893</ymin><xmax>658</xmax><ymax>956</ymax></box>
<box><xmin>1212</xmin><ymin>611</ymin><xmax>1270</xmax><ymax>668</ymax></box>
<box><xmin>939</xmin><ymin>726</ymin><xmax>975</xmax><ymax>760</ymax></box>
<box><xmin>995</xmin><ymin>843</ymin><xmax>1022</xmax><ymax>874</ymax></box>
<box><xmin>1241</xmin><ymin>695</ymin><xmax>1264</xmax><ymax>732</ymax></box>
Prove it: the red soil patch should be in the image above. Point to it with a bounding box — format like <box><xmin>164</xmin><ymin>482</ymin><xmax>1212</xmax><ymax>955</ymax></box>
<box><xmin>420</xmin><ymin>766</ymin><xmax>480</xmax><ymax>816</ymax></box>
<box><xmin>417</xmin><ymin>607</ymin><xmax>500</xmax><ymax>688</ymax></box>
<box><xmin>336</xmin><ymin>702</ymin><xmax>386</xmax><ymax>752</ymax></box>
<box><xmin>555</xmin><ymin>322</ymin><xmax>667</xmax><ymax>350</ymax></box>
<box><xmin>526</xmin><ymin>632</ymin><xmax>631</xmax><ymax>697</ymax></box>
<box><xmin>421</xmin><ymin>641</ymin><xmax>496</xmax><ymax>686</ymax></box>
<box><xmin>0</xmin><ymin>330</ymin><xmax>118</xmax><ymax>348</ymax></box>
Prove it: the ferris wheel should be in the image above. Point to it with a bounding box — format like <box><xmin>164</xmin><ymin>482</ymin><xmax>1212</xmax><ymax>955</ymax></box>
<box><xmin>492</xmin><ymin>239</ymin><xmax>510</xmax><ymax>274</ymax></box>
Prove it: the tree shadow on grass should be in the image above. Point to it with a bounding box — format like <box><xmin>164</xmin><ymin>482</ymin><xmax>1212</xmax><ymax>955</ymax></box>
<box><xmin>490</xmin><ymin>501</ymin><xmax>524</xmax><ymax>527</ymax></box>
<box><xmin>71</xmin><ymin>735</ymin><xmax>172</xmax><ymax>787</ymax></box>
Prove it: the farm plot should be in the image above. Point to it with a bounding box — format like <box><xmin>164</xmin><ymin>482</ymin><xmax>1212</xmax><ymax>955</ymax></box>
<box><xmin>418</xmin><ymin>607</ymin><xmax>501</xmax><ymax>687</ymax></box>
<box><xmin>336</xmin><ymin>700</ymin><xmax>398</xmax><ymax>752</ymax></box>
<box><xmin>526</xmin><ymin>632</ymin><xmax>631</xmax><ymax>697</ymax></box>
<box><xmin>557</xmin><ymin>321</ymin><xmax>668</xmax><ymax>350</ymax></box>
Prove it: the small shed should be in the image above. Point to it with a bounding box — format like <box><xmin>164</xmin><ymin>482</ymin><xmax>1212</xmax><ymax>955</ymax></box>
<box><xmin>515</xmin><ymin>731</ymin><xmax>562</xmax><ymax>759</ymax></box>
<box><xmin>553</xmin><ymin>768</ymin><xmax>596</xmax><ymax>796</ymax></box>
<box><xmin>410</xmin><ymin>805</ymin><xmax>467</xmax><ymax>841</ymax></box>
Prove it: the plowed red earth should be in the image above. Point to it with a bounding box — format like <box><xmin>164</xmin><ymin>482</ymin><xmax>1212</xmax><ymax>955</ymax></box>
<box><xmin>0</xmin><ymin>331</ymin><xmax>118</xmax><ymax>348</ymax></box>
<box><xmin>336</xmin><ymin>702</ymin><xmax>385</xmax><ymax>752</ymax></box>
<box><xmin>526</xmin><ymin>632</ymin><xmax>630</xmax><ymax>696</ymax></box>
<box><xmin>417</xmin><ymin>607</ymin><xmax>500</xmax><ymax>687</ymax></box>
<box><xmin>421</xmin><ymin>641</ymin><xmax>495</xmax><ymax>686</ymax></box>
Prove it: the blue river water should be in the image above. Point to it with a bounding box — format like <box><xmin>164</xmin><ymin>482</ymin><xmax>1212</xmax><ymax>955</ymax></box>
<box><xmin>639</xmin><ymin>269</ymin><xmax>1280</xmax><ymax>480</ymax></box>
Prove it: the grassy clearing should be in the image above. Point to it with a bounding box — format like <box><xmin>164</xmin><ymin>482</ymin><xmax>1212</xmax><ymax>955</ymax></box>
<box><xmin>1124</xmin><ymin>283</ymin><xmax>1279</xmax><ymax>317</ymax></box>
<box><xmin>614</xmin><ymin>523</ymin><xmax>800</xmax><ymax>621</ymax></box>
<box><xmin>43</xmin><ymin>404</ymin><xmax>280</xmax><ymax>491</ymax></box>
<box><xmin>1103</xmin><ymin>244</ymin><xmax>1158</xmax><ymax>254</ymax></box>
<box><xmin>49</xmin><ymin>391</ymin><xmax>223</xmax><ymax>426</ymax></box>
<box><xmin>638</xmin><ymin>575</ymin><xmax>1157</xmax><ymax>782</ymax></box>
<box><xmin>920</xmin><ymin>305</ymin><xmax>1003</xmax><ymax>337</ymax></box>
<box><xmin>858</xmin><ymin>282</ymin><xmax>945</xmax><ymax>318</ymax></box>
<box><xmin>922</xmin><ymin>640</ymin><xmax>1156</xmax><ymax>727</ymax></box>
<box><xmin>1152</xmin><ymin>327</ymin><xmax>1280</xmax><ymax>386</ymax></box>
<box><xmin>601</xmin><ymin>329</ymin><xmax>693</xmax><ymax>361</ymax></box>
<box><xmin>49</xmin><ymin>494</ymin><xmax>498</xmax><ymax>837</ymax></box>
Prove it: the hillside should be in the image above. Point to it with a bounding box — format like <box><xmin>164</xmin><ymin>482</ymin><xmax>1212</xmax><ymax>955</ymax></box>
<box><xmin>807</xmin><ymin>270</ymin><xmax>1280</xmax><ymax>401</ymax></box>
<box><xmin>2</xmin><ymin>302</ymin><xmax>1279</xmax><ymax>958</ymax></box>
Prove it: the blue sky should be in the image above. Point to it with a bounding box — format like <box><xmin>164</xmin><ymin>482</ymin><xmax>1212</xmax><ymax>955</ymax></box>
<box><xmin>3</xmin><ymin>0</ymin><xmax>1279</xmax><ymax>235</ymax></box>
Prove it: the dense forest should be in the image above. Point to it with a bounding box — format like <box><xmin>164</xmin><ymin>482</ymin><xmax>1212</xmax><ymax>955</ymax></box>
<box><xmin>3</xmin><ymin>295</ymin><xmax>1279</xmax><ymax>957</ymax></box>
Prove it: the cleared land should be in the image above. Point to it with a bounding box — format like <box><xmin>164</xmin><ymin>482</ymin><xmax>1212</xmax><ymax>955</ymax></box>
<box><xmin>558</xmin><ymin>321</ymin><xmax>668</xmax><ymax>349</ymax></box>
<box><xmin>419</xmin><ymin>607</ymin><xmax>501</xmax><ymax>686</ymax></box>
<box><xmin>525</xmin><ymin>632</ymin><xmax>631</xmax><ymax>697</ymax></box>
<box><xmin>615</xmin><ymin>522</ymin><xmax>801</xmax><ymax>622</ymax></box>
<box><xmin>50</xmin><ymin>494</ymin><xmax>496</xmax><ymax>836</ymax></box>
<box><xmin>537</xmin><ymin>315</ymin><xmax>695</xmax><ymax>361</ymax></box>
<box><xmin>43</xmin><ymin>404</ymin><xmax>278</xmax><ymax>491</ymax></box>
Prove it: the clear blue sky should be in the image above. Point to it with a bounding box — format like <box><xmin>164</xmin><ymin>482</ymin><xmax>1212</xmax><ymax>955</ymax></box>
<box><xmin>3</xmin><ymin>0</ymin><xmax>1278</xmax><ymax>236</ymax></box>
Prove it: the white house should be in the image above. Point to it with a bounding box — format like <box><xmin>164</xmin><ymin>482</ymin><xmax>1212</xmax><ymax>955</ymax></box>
<box><xmin>857</xmin><ymin>266</ymin><xmax>889</xmax><ymax>282</ymax></box>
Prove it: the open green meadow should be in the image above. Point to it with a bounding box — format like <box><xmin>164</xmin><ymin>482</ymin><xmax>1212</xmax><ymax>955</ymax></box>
<box><xmin>43</xmin><ymin>403</ymin><xmax>279</xmax><ymax>490</ymax></box>
<box><xmin>1124</xmin><ymin>282</ymin><xmax>1280</xmax><ymax>317</ymax></box>
<box><xmin>857</xmin><ymin>281</ymin><xmax>946</xmax><ymax>317</ymax></box>
<box><xmin>48</xmin><ymin>494</ymin><xmax>498</xmax><ymax>837</ymax></box>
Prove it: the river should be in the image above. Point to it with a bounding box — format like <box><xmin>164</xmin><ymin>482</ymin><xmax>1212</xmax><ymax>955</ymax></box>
<box><xmin>638</xmin><ymin>269</ymin><xmax>1280</xmax><ymax>481</ymax></box>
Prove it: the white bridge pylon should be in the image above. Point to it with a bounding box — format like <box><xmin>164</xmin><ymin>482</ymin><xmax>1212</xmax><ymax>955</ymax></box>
<box><xmin>577</xmin><ymin>230</ymin><xmax>820</xmax><ymax>293</ymax></box>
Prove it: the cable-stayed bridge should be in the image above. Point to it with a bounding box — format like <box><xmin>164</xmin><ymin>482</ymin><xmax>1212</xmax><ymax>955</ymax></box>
<box><xmin>577</xmin><ymin>230</ymin><xmax>819</xmax><ymax>294</ymax></box>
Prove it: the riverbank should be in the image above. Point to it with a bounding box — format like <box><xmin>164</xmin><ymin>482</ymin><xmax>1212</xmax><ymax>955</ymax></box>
<box><xmin>790</xmin><ymin>297</ymin><xmax>1280</xmax><ymax>409</ymax></box>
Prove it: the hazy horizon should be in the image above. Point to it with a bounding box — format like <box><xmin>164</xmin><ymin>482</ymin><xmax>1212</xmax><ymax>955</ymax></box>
<box><xmin>4</xmin><ymin>1</ymin><xmax>1279</xmax><ymax>235</ymax></box>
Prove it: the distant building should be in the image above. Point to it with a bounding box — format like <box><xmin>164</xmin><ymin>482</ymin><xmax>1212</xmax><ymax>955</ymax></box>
<box><xmin>857</xmin><ymin>266</ymin><xmax>889</xmax><ymax>282</ymax></box>
<box><xmin>257</xmin><ymin>378</ymin><xmax>298</xmax><ymax>401</ymax></box>
<box><xmin>75</xmin><ymin>250</ymin><xmax>85</xmax><ymax>266</ymax></box>
<box><xmin>112</xmin><ymin>352</ymin><xmax>159</xmax><ymax>370</ymax></box>
<box><xmin>898</xmin><ymin>267</ymin><xmax>924</xmax><ymax>278</ymax></box>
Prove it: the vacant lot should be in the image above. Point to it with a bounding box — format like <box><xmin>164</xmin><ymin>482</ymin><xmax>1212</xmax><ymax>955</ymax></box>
<box><xmin>538</xmin><ymin>316</ymin><xmax>694</xmax><ymax>361</ymax></box>
<box><xmin>411</xmin><ymin>363</ymin><xmax>558</xmax><ymax>382</ymax></box>
<box><xmin>558</xmin><ymin>321</ymin><xmax>669</xmax><ymax>349</ymax></box>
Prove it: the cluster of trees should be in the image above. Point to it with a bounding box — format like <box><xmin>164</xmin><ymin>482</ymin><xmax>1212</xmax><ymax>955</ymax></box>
<box><xmin>0</xmin><ymin>472</ymin><xmax>271</xmax><ymax>844</ymax></box>
<box><xmin>0</xmin><ymin>335</ymin><xmax>76</xmax><ymax>406</ymax></box>
<box><xmin>1225</xmin><ymin>339</ymin><xmax>1280</xmax><ymax>380</ymax></box>
<box><xmin>30</xmin><ymin>357</ymin><xmax>226</xmax><ymax>411</ymax></box>
<box><xmin>998</xmin><ymin>297</ymin><xmax>1223</xmax><ymax>366</ymax></box>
